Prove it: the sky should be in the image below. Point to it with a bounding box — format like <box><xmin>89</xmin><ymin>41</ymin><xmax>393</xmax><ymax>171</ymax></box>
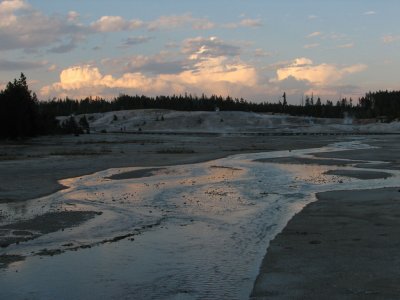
<box><xmin>0</xmin><ymin>0</ymin><xmax>400</xmax><ymax>104</ymax></box>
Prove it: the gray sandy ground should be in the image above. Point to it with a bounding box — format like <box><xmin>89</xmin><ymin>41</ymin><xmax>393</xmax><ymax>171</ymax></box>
<box><xmin>251</xmin><ymin>187</ymin><xmax>400</xmax><ymax>300</ymax></box>
<box><xmin>0</xmin><ymin>211</ymin><xmax>99</xmax><ymax>268</ymax></box>
<box><xmin>0</xmin><ymin>133</ymin><xmax>339</xmax><ymax>202</ymax></box>
<box><xmin>314</xmin><ymin>135</ymin><xmax>400</xmax><ymax>170</ymax></box>
<box><xmin>0</xmin><ymin>211</ymin><xmax>99</xmax><ymax>248</ymax></box>
<box><xmin>324</xmin><ymin>169</ymin><xmax>392</xmax><ymax>179</ymax></box>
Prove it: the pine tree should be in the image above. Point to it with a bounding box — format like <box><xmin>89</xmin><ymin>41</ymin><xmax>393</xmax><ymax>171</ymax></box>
<box><xmin>0</xmin><ymin>73</ymin><xmax>38</xmax><ymax>138</ymax></box>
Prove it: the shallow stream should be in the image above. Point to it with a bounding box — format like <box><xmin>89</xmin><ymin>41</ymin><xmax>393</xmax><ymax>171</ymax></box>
<box><xmin>1</xmin><ymin>139</ymin><xmax>399</xmax><ymax>299</ymax></box>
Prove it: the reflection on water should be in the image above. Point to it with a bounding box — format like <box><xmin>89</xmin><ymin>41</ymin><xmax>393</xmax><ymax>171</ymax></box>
<box><xmin>1</xmin><ymin>140</ymin><xmax>399</xmax><ymax>300</ymax></box>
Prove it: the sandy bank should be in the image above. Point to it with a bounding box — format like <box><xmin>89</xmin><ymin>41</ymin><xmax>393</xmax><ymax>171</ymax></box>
<box><xmin>251</xmin><ymin>186</ymin><xmax>400</xmax><ymax>299</ymax></box>
<box><xmin>325</xmin><ymin>169</ymin><xmax>391</xmax><ymax>179</ymax></box>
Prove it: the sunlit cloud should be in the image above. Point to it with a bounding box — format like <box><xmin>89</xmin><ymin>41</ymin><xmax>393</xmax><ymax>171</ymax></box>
<box><xmin>47</xmin><ymin>64</ymin><xmax>57</xmax><ymax>72</ymax></box>
<box><xmin>238</xmin><ymin>18</ymin><xmax>263</xmax><ymax>27</ymax></box>
<box><xmin>0</xmin><ymin>0</ymin><xmax>87</xmax><ymax>51</ymax></box>
<box><xmin>0</xmin><ymin>0</ymin><xmax>29</xmax><ymax>14</ymax></box>
<box><xmin>222</xmin><ymin>18</ymin><xmax>263</xmax><ymax>29</ymax></box>
<box><xmin>303</xmin><ymin>43</ymin><xmax>320</xmax><ymax>49</ymax></box>
<box><xmin>274</xmin><ymin>57</ymin><xmax>367</xmax><ymax>86</ymax></box>
<box><xmin>337</xmin><ymin>42</ymin><xmax>354</xmax><ymax>49</ymax></box>
<box><xmin>382</xmin><ymin>35</ymin><xmax>400</xmax><ymax>44</ymax></box>
<box><xmin>67</xmin><ymin>11</ymin><xmax>79</xmax><ymax>22</ymax></box>
<box><xmin>254</xmin><ymin>48</ymin><xmax>272</xmax><ymax>57</ymax></box>
<box><xmin>147</xmin><ymin>14</ymin><xmax>215</xmax><ymax>31</ymax></box>
<box><xmin>182</xmin><ymin>36</ymin><xmax>241</xmax><ymax>60</ymax></box>
<box><xmin>91</xmin><ymin>16</ymin><xmax>143</xmax><ymax>32</ymax></box>
<box><xmin>307</xmin><ymin>31</ymin><xmax>322</xmax><ymax>38</ymax></box>
<box><xmin>102</xmin><ymin>52</ymin><xmax>186</xmax><ymax>75</ymax></box>
<box><xmin>363</xmin><ymin>11</ymin><xmax>376</xmax><ymax>15</ymax></box>
<box><xmin>40</xmin><ymin>55</ymin><xmax>258</xmax><ymax>99</ymax></box>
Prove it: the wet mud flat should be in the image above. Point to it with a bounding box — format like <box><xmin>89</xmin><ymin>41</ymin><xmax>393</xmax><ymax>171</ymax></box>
<box><xmin>251</xmin><ymin>187</ymin><xmax>400</xmax><ymax>299</ymax></box>
<box><xmin>0</xmin><ymin>211</ymin><xmax>100</xmax><ymax>267</ymax></box>
<box><xmin>1</xmin><ymin>135</ymin><xmax>400</xmax><ymax>299</ymax></box>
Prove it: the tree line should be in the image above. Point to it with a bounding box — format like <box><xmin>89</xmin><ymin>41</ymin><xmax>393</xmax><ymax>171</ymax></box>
<box><xmin>1</xmin><ymin>73</ymin><xmax>400</xmax><ymax>139</ymax></box>
<box><xmin>0</xmin><ymin>74</ymin><xmax>86</xmax><ymax>139</ymax></box>
<box><xmin>39</xmin><ymin>91</ymin><xmax>400</xmax><ymax>120</ymax></box>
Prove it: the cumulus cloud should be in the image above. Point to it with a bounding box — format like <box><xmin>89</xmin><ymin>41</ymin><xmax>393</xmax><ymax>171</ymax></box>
<box><xmin>91</xmin><ymin>16</ymin><xmax>143</xmax><ymax>32</ymax></box>
<box><xmin>48</xmin><ymin>40</ymin><xmax>77</xmax><ymax>53</ymax></box>
<box><xmin>307</xmin><ymin>31</ymin><xmax>322</xmax><ymax>38</ymax></box>
<box><xmin>102</xmin><ymin>53</ymin><xmax>186</xmax><ymax>75</ymax></box>
<box><xmin>0</xmin><ymin>58</ymin><xmax>46</xmax><ymax>70</ymax></box>
<box><xmin>40</xmin><ymin>55</ymin><xmax>258</xmax><ymax>99</ymax></box>
<box><xmin>337</xmin><ymin>42</ymin><xmax>354</xmax><ymax>49</ymax></box>
<box><xmin>222</xmin><ymin>18</ymin><xmax>263</xmax><ymax>29</ymax></box>
<box><xmin>0</xmin><ymin>0</ymin><xmax>87</xmax><ymax>51</ymax></box>
<box><xmin>0</xmin><ymin>0</ymin><xmax>29</xmax><ymax>14</ymax></box>
<box><xmin>67</xmin><ymin>11</ymin><xmax>79</xmax><ymax>22</ymax></box>
<box><xmin>48</xmin><ymin>64</ymin><xmax>57</xmax><ymax>72</ymax></box>
<box><xmin>120</xmin><ymin>36</ymin><xmax>153</xmax><ymax>47</ymax></box>
<box><xmin>382</xmin><ymin>35</ymin><xmax>400</xmax><ymax>44</ymax></box>
<box><xmin>303</xmin><ymin>43</ymin><xmax>320</xmax><ymax>49</ymax></box>
<box><xmin>182</xmin><ymin>36</ymin><xmax>241</xmax><ymax>60</ymax></box>
<box><xmin>254</xmin><ymin>48</ymin><xmax>272</xmax><ymax>57</ymax></box>
<box><xmin>238</xmin><ymin>18</ymin><xmax>262</xmax><ymax>27</ymax></box>
<box><xmin>275</xmin><ymin>57</ymin><xmax>367</xmax><ymax>86</ymax></box>
<box><xmin>147</xmin><ymin>14</ymin><xmax>214</xmax><ymax>31</ymax></box>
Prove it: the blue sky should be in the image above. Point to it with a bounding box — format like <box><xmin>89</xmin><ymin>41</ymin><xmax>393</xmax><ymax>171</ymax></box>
<box><xmin>1</xmin><ymin>0</ymin><xmax>399</xmax><ymax>103</ymax></box>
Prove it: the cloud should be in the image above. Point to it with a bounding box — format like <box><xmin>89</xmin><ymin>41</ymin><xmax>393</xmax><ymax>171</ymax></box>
<box><xmin>0</xmin><ymin>0</ymin><xmax>87</xmax><ymax>51</ymax></box>
<box><xmin>48</xmin><ymin>64</ymin><xmax>57</xmax><ymax>72</ymax></box>
<box><xmin>238</xmin><ymin>18</ymin><xmax>262</xmax><ymax>27</ymax></box>
<box><xmin>67</xmin><ymin>11</ymin><xmax>79</xmax><ymax>22</ymax></box>
<box><xmin>307</xmin><ymin>31</ymin><xmax>322</xmax><ymax>38</ymax></box>
<box><xmin>102</xmin><ymin>53</ymin><xmax>186</xmax><ymax>75</ymax></box>
<box><xmin>0</xmin><ymin>58</ymin><xmax>46</xmax><ymax>70</ymax></box>
<box><xmin>40</xmin><ymin>55</ymin><xmax>258</xmax><ymax>99</ymax></box>
<box><xmin>303</xmin><ymin>43</ymin><xmax>320</xmax><ymax>49</ymax></box>
<box><xmin>120</xmin><ymin>36</ymin><xmax>153</xmax><ymax>47</ymax></box>
<box><xmin>382</xmin><ymin>35</ymin><xmax>400</xmax><ymax>44</ymax></box>
<box><xmin>363</xmin><ymin>11</ymin><xmax>376</xmax><ymax>15</ymax></box>
<box><xmin>48</xmin><ymin>40</ymin><xmax>77</xmax><ymax>53</ymax></box>
<box><xmin>254</xmin><ymin>48</ymin><xmax>272</xmax><ymax>57</ymax></box>
<box><xmin>222</xmin><ymin>18</ymin><xmax>263</xmax><ymax>29</ymax></box>
<box><xmin>182</xmin><ymin>36</ymin><xmax>241</xmax><ymax>60</ymax></box>
<box><xmin>275</xmin><ymin>57</ymin><xmax>367</xmax><ymax>86</ymax></box>
<box><xmin>91</xmin><ymin>16</ymin><xmax>143</xmax><ymax>32</ymax></box>
<box><xmin>337</xmin><ymin>42</ymin><xmax>354</xmax><ymax>49</ymax></box>
<box><xmin>147</xmin><ymin>14</ymin><xmax>214</xmax><ymax>31</ymax></box>
<box><xmin>0</xmin><ymin>0</ymin><xmax>29</xmax><ymax>14</ymax></box>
